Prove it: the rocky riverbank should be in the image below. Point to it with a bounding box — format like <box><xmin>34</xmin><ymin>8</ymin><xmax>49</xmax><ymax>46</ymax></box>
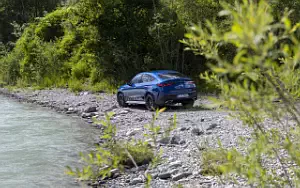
<box><xmin>0</xmin><ymin>87</ymin><xmax>252</xmax><ymax>187</ymax></box>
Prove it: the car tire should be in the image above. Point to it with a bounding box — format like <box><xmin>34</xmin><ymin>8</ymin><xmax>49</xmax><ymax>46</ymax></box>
<box><xmin>182</xmin><ymin>100</ymin><xmax>194</xmax><ymax>109</ymax></box>
<box><xmin>117</xmin><ymin>93</ymin><xmax>128</xmax><ymax>107</ymax></box>
<box><xmin>145</xmin><ymin>94</ymin><xmax>158</xmax><ymax>111</ymax></box>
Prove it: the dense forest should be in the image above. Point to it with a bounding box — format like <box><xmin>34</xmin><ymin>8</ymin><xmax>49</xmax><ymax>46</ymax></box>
<box><xmin>0</xmin><ymin>0</ymin><xmax>300</xmax><ymax>92</ymax></box>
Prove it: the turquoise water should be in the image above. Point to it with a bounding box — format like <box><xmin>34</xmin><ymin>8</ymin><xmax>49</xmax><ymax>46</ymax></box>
<box><xmin>0</xmin><ymin>95</ymin><xmax>97</xmax><ymax>188</ymax></box>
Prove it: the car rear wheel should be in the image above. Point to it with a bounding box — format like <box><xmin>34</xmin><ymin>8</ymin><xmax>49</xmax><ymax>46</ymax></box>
<box><xmin>117</xmin><ymin>93</ymin><xmax>128</xmax><ymax>107</ymax></box>
<box><xmin>182</xmin><ymin>100</ymin><xmax>194</xmax><ymax>109</ymax></box>
<box><xmin>145</xmin><ymin>94</ymin><xmax>158</xmax><ymax>111</ymax></box>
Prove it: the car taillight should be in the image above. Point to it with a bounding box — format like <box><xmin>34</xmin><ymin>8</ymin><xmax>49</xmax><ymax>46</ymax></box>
<box><xmin>186</xmin><ymin>81</ymin><xmax>195</xmax><ymax>84</ymax></box>
<box><xmin>185</xmin><ymin>81</ymin><xmax>196</xmax><ymax>88</ymax></box>
<box><xmin>157</xmin><ymin>83</ymin><xmax>173</xmax><ymax>87</ymax></box>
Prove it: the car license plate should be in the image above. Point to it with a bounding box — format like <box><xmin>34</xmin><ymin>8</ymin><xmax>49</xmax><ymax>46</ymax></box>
<box><xmin>184</xmin><ymin>82</ymin><xmax>196</xmax><ymax>88</ymax></box>
<box><xmin>177</xmin><ymin>94</ymin><xmax>189</xmax><ymax>98</ymax></box>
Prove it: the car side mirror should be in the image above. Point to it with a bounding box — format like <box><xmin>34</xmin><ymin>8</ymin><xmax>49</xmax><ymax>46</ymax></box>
<box><xmin>127</xmin><ymin>82</ymin><xmax>132</xmax><ymax>86</ymax></box>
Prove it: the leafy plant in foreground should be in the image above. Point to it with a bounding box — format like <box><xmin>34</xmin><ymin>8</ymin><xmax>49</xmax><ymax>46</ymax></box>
<box><xmin>66</xmin><ymin>108</ymin><xmax>176</xmax><ymax>184</ymax></box>
<box><xmin>183</xmin><ymin>0</ymin><xmax>300</xmax><ymax>187</ymax></box>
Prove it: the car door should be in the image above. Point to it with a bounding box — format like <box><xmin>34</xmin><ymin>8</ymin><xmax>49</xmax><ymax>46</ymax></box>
<box><xmin>139</xmin><ymin>74</ymin><xmax>157</xmax><ymax>100</ymax></box>
<box><xmin>130</xmin><ymin>73</ymin><xmax>151</xmax><ymax>101</ymax></box>
<box><xmin>132</xmin><ymin>75</ymin><xmax>146</xmax><ymax>101</ymax></box>
<box><xmin>123</xmin><ymin>74</ymin><xmax>143</xmax><ymax>101</ymax></box>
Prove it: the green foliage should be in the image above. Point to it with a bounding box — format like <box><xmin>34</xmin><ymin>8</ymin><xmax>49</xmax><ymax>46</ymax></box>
<box><xmin>0</xmin><ymin>0</ymin><xmax>236</xmax><ymax>92</ymax></box>
<box><xmin>0</xmin><ymin>0</ymin><xmax>101</xmax><ymax>88</ymax></box>
<box><xmin>184</xmin><ymin>0</ymin><xmax>300</xmax><ymax>187</ymax></box>
<box><xmin>0</xmin><ymin>50</ymin><xmax>22</xmax><ymax>85</ymax></box>
<box><xmin>200</xmin><ymin>148</ymin><xmax>227</xmax><ymax>176</ymax></box>
<box><xmin>68</xmin><ymin>79</ymin><xmax>85</xmax><ymax>92</ymax></box>
<box><xmin>87</xmin><ymin>81</ymin><xmax>117</xmax><ymax>94</ymax></box>
<box><xmin>144</xmin><ymin>108</ymin><xmax>177</xmax><ymax>167</ymax></box>
<box><xmin>72</xmin><ymin>61</ymin><xmax>90</xmax><ymax>80</ymax></box>
<box><xmin>66</xmin><ymin>108</ymin><xmax>177</xmax><ymax>182</ymax></box>
<box><xmin>173</xmin><ymin>184</ymin><xmax>184</xmax><ymax>188</ymax></box>
<box><xmin>0</xmin><ymin>42</ymin><xmax>8</xmax><ymax>57</ymax></box>
<box><xmin>0</xmin><ymin>0</ymin><xmax>62</xmax><ymax>46</ymax></box>
<box><xmin>2</xmin><ymin>0</ymin><xmax>300</xmax><ymax>92</ymax></box>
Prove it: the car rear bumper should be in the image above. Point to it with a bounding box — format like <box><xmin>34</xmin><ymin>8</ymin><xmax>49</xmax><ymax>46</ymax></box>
<box><xmin>155</xmin><ymin>90</ymin><xmax>197</xmax><ymax>105</ymax></box>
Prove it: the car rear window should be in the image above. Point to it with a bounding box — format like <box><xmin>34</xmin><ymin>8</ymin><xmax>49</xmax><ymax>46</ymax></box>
<box><xmin>158</xmin><ymin>72</ymin><xmax>186</xmax><ymax>80</ymax></box>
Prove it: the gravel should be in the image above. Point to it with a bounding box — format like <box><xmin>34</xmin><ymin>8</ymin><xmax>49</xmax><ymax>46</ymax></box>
<box><xmin>168</xmin><ymin>161</ymin><xmax>182</xmax><ymax>169</ymax></box>
<box><xmin>158</xmin><ymin>172</ymin><xmax>172</xmax><ymax>179</ymax></box>
<box><xmin>191</xmin><ymin>128</ymin><xmax>204</xmax><ymax>136</ymax></box>
<box><xmin>129</xmin><ymin>177</ymin><xmax>143</xmax><ymax>185</ymax></box>
<box><xmin>172</xmin><ymin>172</ymin><xmax>192</xmax><ymax>181</ymax></box>
<box><xmin>0</xmin><ymin>88</ymin><xmax>255</xmax><ymax>187</ymax></box>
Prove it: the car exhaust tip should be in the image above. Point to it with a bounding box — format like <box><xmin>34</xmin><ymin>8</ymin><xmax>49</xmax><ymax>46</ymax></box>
<box><xmin>165</xmin><ymin>100</ymin><xmax>173</xmax><ymax>104</ymax></box>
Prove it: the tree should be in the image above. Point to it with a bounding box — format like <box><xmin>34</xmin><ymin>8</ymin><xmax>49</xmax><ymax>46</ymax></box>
<box><xmin>0</xmin><ymin>0</ymin><xmax>62</xmax><ymax>45</ymax></box>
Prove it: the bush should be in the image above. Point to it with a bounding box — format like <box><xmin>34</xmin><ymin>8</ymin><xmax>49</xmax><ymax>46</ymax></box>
<box><xmin>0</xmin><ymin>50</ymin><xmax>22</xmax><ymax>85</ymax></box>
<box><xmin>87</xmin><ymin>81</ymin><xmax>117</xmax><ymax>94</ymax></box>
<box><xmin>71</xmin><ymin>61</ymin><xmax>90</xmax><ymax>80</ymax></box>
<box><xmin>90</xmin><ymin>67</ymin><xmax>103</xmax><ymax>85</ymax></box>
<box><xmin>66</xmin><ymin>109</ymin><xmax>176</xmax><ymax>182</ymax></box>
<box><xmin>1</xmin><ymin>0</ymin><xmax>225</xmax><ymax>91</ymax></box>
<box><xmin>183</xmin><ymin>0</ymin><xmax>300</xmax><ymax>187</ymax></box>
<box><xmin>68</xmin><ymin>79</ymin><xmax>85</xmax><ymax>92</ymax></box>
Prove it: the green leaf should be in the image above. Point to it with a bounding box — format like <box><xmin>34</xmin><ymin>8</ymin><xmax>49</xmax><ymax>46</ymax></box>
<box><xmin>212</xmin><ymin>67</ymin><xmax>228</xmax><ymax>74</ymax></box>
<box><xmin>218</xmin><ymin>10</ymin><xmax>231</xmax><ymax>17</ymax></box>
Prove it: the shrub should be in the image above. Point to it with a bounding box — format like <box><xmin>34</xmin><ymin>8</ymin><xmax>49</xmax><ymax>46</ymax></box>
<box><xmin>66</xmin><ymin>109</ymin><xmax>176</xmax><ymax>182</ymax></box>
<box><xmin>90</xmin><ymin>67</ymin><xmax>103</xmax><ymax>85</ymax></box>
<box><xmin>0</xmin><ymin>51</ymin><xmax>22</xmax><ymax>85</ymax></box>
<box><xmin>68</xmin><ymin>79</ymin><xmax>85</xmax><ymax>92</ymax></box>
<box><xmin>71</xmin><ymin>61</ymin><xmax>90</xmax><ymax>80</ymax></box>
<box><xmin>183</xmin><ymin>0</ymin><xmax>300</xmax><ymax>187</ymax></box>
<box><xmin>87</xmin><ymin>81</ymin><xmax>117</xmax><ymax>94</ymax></box>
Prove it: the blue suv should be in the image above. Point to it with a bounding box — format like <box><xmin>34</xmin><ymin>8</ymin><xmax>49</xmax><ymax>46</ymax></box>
<box><xmin>117</xmin><ymin>70</ymin><xmax>197</xmax><ymax>110</ymax></box>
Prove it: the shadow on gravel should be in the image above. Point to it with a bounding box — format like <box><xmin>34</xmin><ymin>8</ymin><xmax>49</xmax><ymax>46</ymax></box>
<box><xmin>166</xmin><ymin>105</ymin><xmax>214</xmax><ymax>112</ymax></box>
<box><xmin>126</xmin><ymin>104</ymin><xmax>148</xmax><ymax>111</ymax></box>
<box><xmin>125</xmin><ymin>104</ymin><xmax>214</xmax><ymax>112</ymax></box>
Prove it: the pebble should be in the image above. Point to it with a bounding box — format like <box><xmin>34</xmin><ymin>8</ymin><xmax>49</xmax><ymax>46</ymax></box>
<box><xmin>110</xmin><ymin>168</ymin><xmax>119</xmax><ymax>175</ymax></box>
<box><xmin>207</xmin><ymin>123</ymin><xmax>218</xmax><ymax>131</ymax></box>
<box><xmin>172</xmin><ymin>172</ymin><xmax>192</xmax><ymax>181</ymax></box>
<box><xmin>129</xmin><ymin>178</ymin><xmax>143</xmax><ymax>185</ymax></box>
<box><xmin>192</xmin><ymin>170</ymin><xmax>201</xmax><ymax>177</ymax></box>
<box><xmin>158</xmin><ymin>135</ymin><xmax>183</xmax><ymax>145</ymax></box>
<box><xmin>84</xmin><ymin>106</ymin><xmax>97</xmax><ymax>113</ymax></box>
<box><xmin>82</xmin><ymin>112</ymin><xmax>92</xmax><ymax>118</ymax></box>
<box><xmin>180</xmin><ymin>127</ymin><xmax>187</xmax><ymax>131</ymax></box>
<box><xmin>169</xmin><ymin>161</ymin><xmax>182</xmax><ymax>169</ymax></box>
<box><xmin>118</xmin><ymin>110</ymin><xmax>131</xmax><ymax>115</ymax></box>
<box><xmin>179</xmin><ymin>140</ymin><xmax>186</xmax><ymax>145</ymax></box>
<box><xmin>66</xmin><ymin>110</ymin><xmax>75</xmax><ymax>114</ymax></box>
<box><xmin>158</xmin><ymin>172</ymin><xmax>171</xmax><ymax>179</ymax></box>
<box><xmin>126</xmin><ymin>129</ymin><xmax>140</xmax><ymax>137</ymax></box>
<box><xmin>125</xmin><ymin>179</ymin><xmax>130</xmax><ymax>183</ymax></box>
<box><xmin>169</xmin><ymin>169</ymin><xmax>179</xmax><ymax>175</ymax></box>
<box><xmin>151</xmin><ymin>173</ymin><xmax>158</xmax><ymax>179</ymax></box>
<box><xmin>192</xmin><ymin>128</ymin><xmax>204</xmax><ymax>136</ymax></box>
<box><xmin>159</xmin><ymin>137</ymin><xmax>170</xmax><ymax>145</ymax></box>
<box><xmin>170</xmin><ymin>135</ymin><xmax>181</xmax><ymax>145</ymax></box>
<box><xmin>91</xmin><ymin>112</ymin><xmax>99</xmax><ymax>116</ymax></box>
<box><xmin>80</xmin><ymin>91</ymin><xmax>91</xmax><ymax>96</ymax></box>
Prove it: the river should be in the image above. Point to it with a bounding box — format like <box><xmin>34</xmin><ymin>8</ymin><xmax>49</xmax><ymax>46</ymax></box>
<box><xmin>0</xmin><ymin>95</ymin><xmax>98</xmax><ymax>188</ymax></box>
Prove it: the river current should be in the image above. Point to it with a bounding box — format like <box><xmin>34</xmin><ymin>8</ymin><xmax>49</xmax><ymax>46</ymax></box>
<box><xmin>0</xmin><ymin>95</ymin><xmax>97</xmax><ymax>188</ymax></box>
